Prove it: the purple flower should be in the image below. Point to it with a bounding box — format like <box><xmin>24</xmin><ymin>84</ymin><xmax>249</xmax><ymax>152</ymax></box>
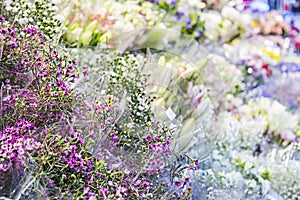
<box><xmin>124</xmin><ymin>168</ymin><xmax>130</xmax><ymax>175</ymax></box>
<box><xmin>175</xmin><ymin>181</ymin><xmax>181</xmax><ymax>187</ymax></box>
<box><xmin>141</xmin><ymin>181</ymin><xmax>150</xmax><ymax>189</ymax></box>
<box><xmin>108</xmin><ymin>181</ymin><xmax>114</xmax><ymax>186</ymax></box>
<box><xmin>176</xmin><ymin>8</ymin><xmax>185</xmax><ymax>16</ymax></box>
<box><xmin>0</xmin><ymin>121</ymin><xmax>39</xmax><ymax>172</ymax></box>
<box><xmin>154</xmin><ymin>135</ymin><xmax>161</xmax><ymax>141</ymax></box>
<box><xmin>144</xmin><ymin>133</ymin><xmax>152</xmax><ymax>142</ymax></box>
<box><xmin>67</xmin><ymin>161</ymin><xmax>74</xmax><ymax>169</ymax></box>
<box><xmin>83</xmin><ymin>186</ymin><xmax>90</xmax><ymax>193</ymax></box>
<box><xmin>29</xmin><ymin>102</ymin><xmax>38</xmax><ymax>109</ymax></box>
<box><xmin>184</xmin><ymin>177</ymin><xmax>190</xmax><ymax>183</ymax></box>
<box><xmin>149</xmin><ymin>142</ymin><xmax>158</xmax><ymax>151</ymax></box>
<box><xmin>0</xmin><ymin>15</ymin><xmax>5</xmax><ymax>23</ymax></box>
<box><xmin>10</xmin><ymin>24</ymin><xmax>16</xmax><ymax>37</ymax></box>
<box><xmin>133</xmin><ymin>179</ymin><xmax>141</xmax><ymax>186</ymax></box>
<box><xmin>172</xmin><ymin>15</ymin><xmax>180</xmax><ymax>21</ymax></box>
<box><xmin>194</xmin><ymin>31</ymin><xmax>202</xmax><ymax>38</ymax></box>
<box><xmin>99</xmin><ymin>188</ymin><xmax>109</xmax><ymax>197</ymax></box>
<box><xmin>46</xmin><ymin>178</ymin><xmax>55</xmax><ymax>187</ymax></box>
<box><xmin>171</xmin><ymin>0</ymin><xmax>177</xmax><ymax>5</ymax></box>
<box><xmin>185</xmin><ymin>18</ymin><xmax>191</xmax><ymax>25</ymax></box>
<box><xmin>0</xmin><ymin>28</ymin><xmax>7</xmax><ymax>36</ymax></box>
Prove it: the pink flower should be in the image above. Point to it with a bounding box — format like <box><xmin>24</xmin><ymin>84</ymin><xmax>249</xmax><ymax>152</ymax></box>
<box><xmin>281</xmin><ymin>130</ymin><xmax>296</xmax><ymax>142</ymax></box>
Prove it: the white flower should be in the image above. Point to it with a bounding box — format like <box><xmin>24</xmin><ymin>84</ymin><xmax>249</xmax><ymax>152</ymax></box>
<box><xmin>55</xmin><ymin>14</ymin><xmax>65</xmax><ymax>22</ymax></box>
<box><xmin>224</xmin><ymin>171</ymin><xmax>243</xmax><ymax>186</ymax></box>
<box><xmin>237</xmin><ymin>105</ymin><xmax>252</xmax><ymax>120</ymax></box>
<box><xmin>5</xmin><ymin>6</ymin><xmax>12</xmax><ymax>11</ymax></box>
<box><xmin>267</xmin><ymin>101</ymin><xmax>297</xmax><ymax>132</ymax></box>
<box><xmin>12</xmin><ymin>6</ymin><xmax>19</xmax><ymax>13</ymax></box>
<box><xmin>187</xmin><ymin>0</ymin><xmax>206</xmax><ymax>9</ymax></box>
<box><xmin>247</xmin><ymin>179</ymin><xmax>257</xmax><ymax>189</ymax></box>
<box><xmin>18</xmin><ymin>18</ymin><xmax>29</xmax><ymax>25</ymax></box>
<box><xmin>3</xmin><ymin>0</ymin><xmax>12</xmax><ymax>6</ymax></box>
<box><xmin>201</xmin><ymin>11</ymin><xmax>222</xmax><ymax>40</ymax></box>
<box><xmin>221</xmin><ymin>6</ymin><xmax>239</xmax><ymax>21</ymax></box>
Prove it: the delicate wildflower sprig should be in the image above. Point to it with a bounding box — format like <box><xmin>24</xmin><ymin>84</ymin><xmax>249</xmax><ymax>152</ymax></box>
<box><xmin>0</xmin><ymin>12</ymin><xmax>79</xmax><ymax>198</ymax></box>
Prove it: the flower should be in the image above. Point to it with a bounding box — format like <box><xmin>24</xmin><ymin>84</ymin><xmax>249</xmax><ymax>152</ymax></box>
<box><xmin>280</xmin><ymin>130</ymin><xmax>296</xmax><ymax>142</ymax></box>
<box><xmin>141</xmin><ymin>181</ymin><xmax>150</xmax><ymax>189</ymax></box>
<box><xmin>0</xmin><ymin>120</ymin><xmax>40</xmax><ymax>172</ymax></box>
<box><xmin>144</xmin><ymin>133</ymin><xmax>153</xmax><ymax>142</ymax></box>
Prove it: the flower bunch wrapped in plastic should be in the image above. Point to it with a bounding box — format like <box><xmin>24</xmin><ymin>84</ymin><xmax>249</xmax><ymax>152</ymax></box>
<box><xmin>72</xmin><ymin>47</ymin><xmax>203</xmax><ymax>199</ymax></box>
<box><xmin>1</xmin><ymin>0</ymin><xmax>64</xmax><ymax>41</ymax></box>
<box><xmin>199</xmin><ymin>6</ymin><xmax>251</xmax><ymax>43</ymax></box>
<box><xmin>62</xmin><ymin>0</ymin><xmax>164</xmax><ymax>46</ymax></box>
<box><xmin>0</xmin><ymin>8</ymin><xmax>80</xmax><ymax>197</ymax></box>
<box><xmin>0</xmin><ymin>15</ymin><xmax>78</xmax><ymax>128</ymax></box>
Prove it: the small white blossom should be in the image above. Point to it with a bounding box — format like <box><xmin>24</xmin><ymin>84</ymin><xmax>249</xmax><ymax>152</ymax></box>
<box><xmin>3</xmin><ymin>0</ymin><xmax>12</xmax><ymax>6</ymax></box>
<box><xmin>5</xmin><ymin>6</ymin><xmax>13</xmax><ymax>11</ymax></box>
<box><xmin>12</xmin><ymin>6</ymin><xmax>19</xmax><ymax>13</ymax></box>
<box><xmin>19</xmin><ymin>18</ymin><xmax>29</xmax><ymax>25</ymax></box>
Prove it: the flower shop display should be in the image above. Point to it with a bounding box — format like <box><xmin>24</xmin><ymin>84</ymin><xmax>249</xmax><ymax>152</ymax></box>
<box><xmin>1</xmin><ymin>0</ymin><xmax>300</xmax><ymax>199</ymax></box>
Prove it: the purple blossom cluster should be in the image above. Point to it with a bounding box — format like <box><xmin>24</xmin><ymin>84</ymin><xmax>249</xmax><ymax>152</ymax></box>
<box><xmin>0</xmin><ymin>120</ymin><xmax>40</xmax><ymax>172</ymax></box>
<box><xmin>1</xmin><ymin>15</ymin><xmax>78</xmax><ymax>128</ymax></box>
<box><xmin>0</xmin><ymin>14</ymin><xmax>80</xmax><ymax>198</ymax></box>
<box><xmin>36</xmin><ymin>128</ymin><xmax>97</xmax><ymax>198</ymax></box>
<box><xmin>1</xmin><ymin>21</ymin><xmax>44</xmax><ymax>73</ymax></box>
<box><xmin>144</xmin><ymin>134</ymin><xmax>172</xmax><ymax>175</ymax></box>
<box><xmin>35</xmin><ymin>124</ymin><xmax>159</xmax><ymax>199</ymax></box>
